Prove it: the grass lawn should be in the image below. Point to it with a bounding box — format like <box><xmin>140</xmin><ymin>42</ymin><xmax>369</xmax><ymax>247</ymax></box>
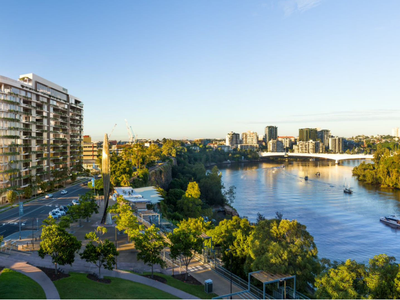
<box><xmin>0</xmin><ymin>268</ymin><xmax>46</xmax><ymax>299</ymax></box>
<box><xmin>54</xmin><ymin>272</ymin><xmax>179</xmax><ymax>299</ymax></box>
<box><xmin>142</xmin><ymin>272</ymin><xmax>218</xmax><ymax>299</ymax></box>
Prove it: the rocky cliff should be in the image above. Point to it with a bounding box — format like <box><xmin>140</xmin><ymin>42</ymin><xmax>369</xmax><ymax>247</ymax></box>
<box><xmin>148</xmin><ymin>161</ymin><xmax>173</xmax><ymax>189</ymax></box>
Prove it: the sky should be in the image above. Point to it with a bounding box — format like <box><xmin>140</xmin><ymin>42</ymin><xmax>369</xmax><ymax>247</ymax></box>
<box><xmin>1</xmin><ymin>0</ymin><xmax>400</xmax><ymax>140</ymax></box>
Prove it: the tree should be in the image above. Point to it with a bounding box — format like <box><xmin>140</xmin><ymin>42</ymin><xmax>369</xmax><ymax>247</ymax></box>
<box><xmin>365</xmin><ymin>254</ymin><xmax>399</xmax><ymax>299</ymax></box>
<box><xmin>185</xmin><ymin>182</ymin><xmax>201</xmax><ymax>199</ymax></box>
<box><xmin>249</xmin><ymin>219</ymin><xmax>320</xmax><ymax>291</ymax></box>
<box><xmin>176</xmin><ymin>181</ymin><xmax>203</xmax><ymax>219</ymax></box>
<box><xmin>169</xmin><ymin>225</ymin><xmax>203</xmax><ymax>280</ymax></box>
<box><xmin>108</xmin><ymin>196</ymin><xmax>141</xmax><ymax>239</ymax></box>
<box><xmin>71</xmin><ymin>173</ymin><xmax>77</xmax><ymax>182</ymax></box>
<box><xmin>6</xmin><ymin>190</ymin><xmax>17</xmax><ymax>204</ymax></box>
<box><xmin>38</xmin><ymin>223</ymin><xmax>81</xmax><ymax>274</ymax></box>
<box><xmin>223</xmin><ymin>185</ymin><xmax>236</xmax><ymax>205</ymax></box>
<box><xmin>199</xmin><ymin>166</ymin><xmax>225</xmax><ymax>206</ymax></box>
<box><xmin>23</xmin><ymin>186</ymin><xmax>32</xmax><ymax>199</ymax></box>
<box><xmin>80</xmin><ymin>226</ymin><xmax>119</xmax><ymax>278</ymax></box>
<box><xmin>209</xmin><ymin>216</ymin><xmax>254</xmax><ymax>277</ymax></box>
<box><xmin>133</xmin><ymin>225</ymin><xmax>168</xmax><ymax>278</ymax></box>
<box><xmin>315</xmin><ymin>259</ymin><xmax>367</xmax><ymax>299</ymax></box>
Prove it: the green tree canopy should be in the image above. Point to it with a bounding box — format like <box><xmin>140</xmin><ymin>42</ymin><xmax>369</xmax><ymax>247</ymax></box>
<box><xmin>209</xmin><ymin>216</ymin><xmax>254</xmax><ymax>277</ymax></box>
<box><xmin>168</xmin><ymin>224</ymin><xmax>203</xmax><ymax>280</ymax></box>
<box><xmin>249</xmin><ymin>219</ymin><xmax>319</xmax><ymax>291</ymax></box>
<box><xmin>133</xmin><ymin>224</ymin><xmax>168</xmax><ymax>278</ymax></box>
<box><xmin>6</xmin><ymin>190</ymin><xmax>17</xmax><ymax>204</ymax></box>
<box><xmin>80</xmin><ymin>226</ymin><xmax>119</xmax><ymax>278</ymax></box>
<box><xmin>108</xmin><ymin>196</ymin><xmax>142</xmax><ymax>238</ymax></box>
<box><xmin>38</xmin><ymin>223</ymin><xmax>81</xmax><ymax>274</ymax></box>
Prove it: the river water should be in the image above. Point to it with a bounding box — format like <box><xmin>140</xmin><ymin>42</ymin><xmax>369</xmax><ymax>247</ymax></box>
<box><xmin>219</xmin><ymin>160</ymin><xmax>400</xmax><ymax>263</ymax></box>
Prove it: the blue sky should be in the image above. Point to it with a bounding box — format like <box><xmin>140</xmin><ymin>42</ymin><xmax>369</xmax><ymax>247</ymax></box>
<box><xmin>2</xmin><ymin>0</ymin><xmax>400</xmax><ymax>140</ymax></box>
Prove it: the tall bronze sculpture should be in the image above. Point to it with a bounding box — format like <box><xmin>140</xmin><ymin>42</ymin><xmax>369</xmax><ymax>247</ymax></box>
<box><xmin>100</xmin><ymin>133</ymin><xmax>111</xmax><ymax>224</ymax></box>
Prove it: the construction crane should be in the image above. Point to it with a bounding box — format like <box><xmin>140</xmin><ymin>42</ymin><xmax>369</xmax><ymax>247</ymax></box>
<box><xmin>125</xmin><ymin>119</ymin><xmax>136</xmax><ymax>144</ymax></box>
<box><xmin>108</xmin><ymin>124</ymin><xmax>117</xmax><ymax>139</ymax></box>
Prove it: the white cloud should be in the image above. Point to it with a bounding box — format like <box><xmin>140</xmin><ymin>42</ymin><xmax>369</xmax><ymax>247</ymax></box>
<box><xmin>280</xmin><ymin>0</ymin><xmax>323</xmax><ymax>16</ymax></box>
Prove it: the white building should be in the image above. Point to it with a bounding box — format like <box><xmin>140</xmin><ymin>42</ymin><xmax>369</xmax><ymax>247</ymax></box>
<box><xmin>392</xmin><ymin>128</ymin><xmax>400</xmax><ymax>138</ymax></box>
<box><xmin>329</xmin><ymin>137</ymin><xmax>344</xmax><ymax>153</ymax></box>
<box><xmin>268</xmin><ymin>140</ymin><xmax>284</xmax><ymax>152</ymax></box>
<box><xmin>226</xmin><ymin>131</ymin><xmax>241</xmax><ymax>149</ymax></box>
<box><xmin>241</xmin><ymin>131</ymin><xmax>258</xmax><ymax>145</ymax></box>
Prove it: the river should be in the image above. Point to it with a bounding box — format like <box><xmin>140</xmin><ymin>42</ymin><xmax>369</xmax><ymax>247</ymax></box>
<box><xmin>219</xmin><ymin>160</ymin><xmax>400</xmax><ymax>263</ymax></box>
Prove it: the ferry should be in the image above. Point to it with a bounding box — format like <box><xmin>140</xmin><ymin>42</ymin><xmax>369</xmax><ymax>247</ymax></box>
<box><xmin>380</xmin><ymin>215</ymin><xmax>400</xmax><ymax>228</ymax></box>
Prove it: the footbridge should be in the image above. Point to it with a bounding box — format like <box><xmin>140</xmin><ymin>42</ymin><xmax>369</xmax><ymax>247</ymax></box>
<box><xmin>259</xmin><ymin>152</ymin><xmax>373</xmax><ymax>163</ymax></box>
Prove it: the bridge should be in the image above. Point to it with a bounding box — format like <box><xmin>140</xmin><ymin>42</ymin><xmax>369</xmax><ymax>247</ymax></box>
<box><xmin>259</xmin><ymin>152</ymin><xmax>373</xmax><ymax>163</ymax></box>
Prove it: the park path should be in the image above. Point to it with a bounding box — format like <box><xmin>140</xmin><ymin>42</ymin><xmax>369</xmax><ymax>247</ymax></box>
<box><xmin>0</xmin><ymin>258</ymin><xmax>60</xmax><ymax>299</ymax></box>
<box><xmin>0</xmin><ymin>254</ymin><xmax>198</xmax><ymax>299</ymax></box>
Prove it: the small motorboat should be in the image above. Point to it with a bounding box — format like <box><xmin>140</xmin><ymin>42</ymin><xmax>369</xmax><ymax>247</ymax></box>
<box><xmin>315</xmin><ymin>172</ymin><xmax>320</xmax><ymax>176</ymax></box>
<box><xmin>305</xmin><ymin>176</ymin><xmax>309</xmax><ymax>181</ymax></box>
<box><xmin>380</xmin><ymin>215</ymin><xmax>400</xmax><ymax>228</ymax></box>
<box><xmin>343</xmin><ymin>188</ymin><xmax>353</xmax><ymax>194</ymax></box>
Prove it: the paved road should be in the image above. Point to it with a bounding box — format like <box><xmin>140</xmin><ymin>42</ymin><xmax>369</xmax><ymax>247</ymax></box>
<box><xmin>0</xmin><ymin>181</ymin><xmax>91</xmax><ymax>239</ymax></box>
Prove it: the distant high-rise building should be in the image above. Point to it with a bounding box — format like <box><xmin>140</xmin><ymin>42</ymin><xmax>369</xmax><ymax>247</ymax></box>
<box><xmin>278</xmin><ymin>136</ymin><xmax>296</xmax><ymax>150</ymax></box>
<box><xmin>265</xmin><ymin>126</ymin><xmax>278</xmax><ymax>143</ymax></box>
<box><xmin>242</xmin><ymin>131</ymin><xmax>258</xmax><ymax>145</ymax></box>
<box><xmin>226</xmin><ymin>131</ymin><xmax>240</xmax><ymax>149</ymax></box>
<box><xmin>329</xmin><ymin>137</ymin><xmax>344</xmax><ymax>153</ymax></box>
<box><xmin>293</xmin><ymin>140</ymin><xmax>323</xmax><ymax>154</ymax></box>
<box><xmin>299</xmin><ymin>128</ymin><xmax>317</xmax><ymax>141</ymax></box>
<box><xmin>268</xmin><ymin>140</ymin><xmax>284</xmax><ymax>152</ymax></box>
<box><xmin>392</xmin><ymin>128</ymin><xmax>400</xmax><ymax>137</ymax></box>
<box><xmin>317</xmin><ymin>129</ymin><xmax>331</xmax><ymax>149</ymax></box>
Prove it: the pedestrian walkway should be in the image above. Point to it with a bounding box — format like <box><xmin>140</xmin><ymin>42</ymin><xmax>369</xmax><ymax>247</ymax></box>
<box><xmin>0</xmin><ymin>253</ymin><xmax>198</xmax><ymax>299</ymax></box>
<box><xmin>1</xmin><ymin>259</ymin><xmax>60</xmax><ymax>299</ymax></box>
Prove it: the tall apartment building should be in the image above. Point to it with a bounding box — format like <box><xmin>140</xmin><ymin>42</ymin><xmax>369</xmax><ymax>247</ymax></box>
<box><xmin>241</xmin><ymin>131</ymin><xmax>258</xmax><ymax>145</ymax></box>
<box><xmin>83</xmin><ymin>135</ymin><xmax>99</xmax><ymax>172</ymax></box>
<box><xmin>392</xmin><ymin>128</ymin><xmax>400</xmax><ymax>138</ymax></box>
<box><xmin>268</xmin><ymin>140</ymin><xmax>284</xmax><ymax>152</ymax></box>
<box><xmin>265</xmin><ymin>126</ymin><xmax>278</xmax><ymax>143</ymax></box>
<box><xmin>226</xmin><ymin>131</ymin><xmax>240</xmax><ymax>149</ymax></box>
<box><xmin>293</xmin><ymin>140</ymin><xmax>323</xmax><ymax>154</ymax></box>
<box><xmin>317</xmin><ymin>129</ymin><xmax>331</xmax><ymax>149</ymax></box>
<box><xmin>0</xmin><ymin>73</ymin><xmax>83</xmax><ymax>202</ymax></box>
<box><xmin>329</xmin><ymin>137</ymin><xmax>344</xmax><ymax>153</ymax></box>
<box><xmin>278</xmin><ymin>136</ymin><xmax>296</xmax><ymax>150</ymax></box>
<box><xmin>299</xmin><ymin>128</ymin><xmax>317</xmax><ymax>142</ymax></box>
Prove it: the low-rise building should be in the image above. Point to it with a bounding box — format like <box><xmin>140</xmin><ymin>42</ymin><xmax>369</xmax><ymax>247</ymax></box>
<box><xmin>238</xmin><ymin>144</ymin><xmax>259</xmax><ymax>151</ymax></box>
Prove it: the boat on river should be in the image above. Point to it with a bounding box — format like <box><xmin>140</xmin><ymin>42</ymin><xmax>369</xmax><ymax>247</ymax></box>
<box><xmin>380</xmin><ymin>215</ymin><xmax>400</xmax><ymax>228</ymax></box>
<box><xmin>344</xmin><ymin>187</ymin><xmax>353</xmax><ymax>194</ymax></box>
<box><xmin>343</xmin><ymin>179</ymin><xmax>352</xmax><ymax>194</ymax></box>
<box><xmin>305</xmin><ymin>176</ymin><xmax>309</xmax><ymax>181</ymax></box>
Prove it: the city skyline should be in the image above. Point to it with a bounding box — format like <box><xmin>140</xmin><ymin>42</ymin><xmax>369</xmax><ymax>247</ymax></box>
<box><xmin>2</xmin><ymin>0</ymin><xmax>400</xmax><ymax>140</ymax></box>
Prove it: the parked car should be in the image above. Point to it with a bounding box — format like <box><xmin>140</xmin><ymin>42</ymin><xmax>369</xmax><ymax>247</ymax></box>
<box><xmin>52</xmin><ymin>209</ymin><xmax>66</xmax><ymax>217</ymax></box>
<box><xmin>60</xmin><ymin>190</ymin><xmax>68</xmax><ymax>195</ymax></box>
<box><xmin>49</xmin><ymin>211</ymin><xmax>59</xmax><ymax>219</ymax></box>
<box><xmin>59</xmin><ymin>205</ymin><xmax>68</xmax><ymax>212</ymax></box>
<box><xmin>45</xmin><ymin>194</ymin><xmax>53</xmax><ymax>199</ymax></box>
<box><xmin>72</xmin><ymin>199</ymin><xmax>80</xmax><ymax>205</ymax></box>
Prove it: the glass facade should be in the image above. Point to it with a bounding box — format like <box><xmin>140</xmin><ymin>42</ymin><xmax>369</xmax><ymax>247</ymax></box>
<box><xmin>37</xmin><ymin>83</ymin><xmax>67</xmax><ymax>101</ymax></box>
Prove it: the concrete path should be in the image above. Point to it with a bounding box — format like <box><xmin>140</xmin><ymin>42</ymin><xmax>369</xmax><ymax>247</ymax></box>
<box><xmin>102</xmin><ymin>269</ymin><xmax>199</xmax><ymax>299</ymax></box>
<box><xmin>1</xmin><ymin>258</ymin><xmax>60</xmax><ymax>299</ymax></box>
<box><xmin>0</xmin><ymin>253</ymin><xmax>198</xmax><ymax>299</ymax></box>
